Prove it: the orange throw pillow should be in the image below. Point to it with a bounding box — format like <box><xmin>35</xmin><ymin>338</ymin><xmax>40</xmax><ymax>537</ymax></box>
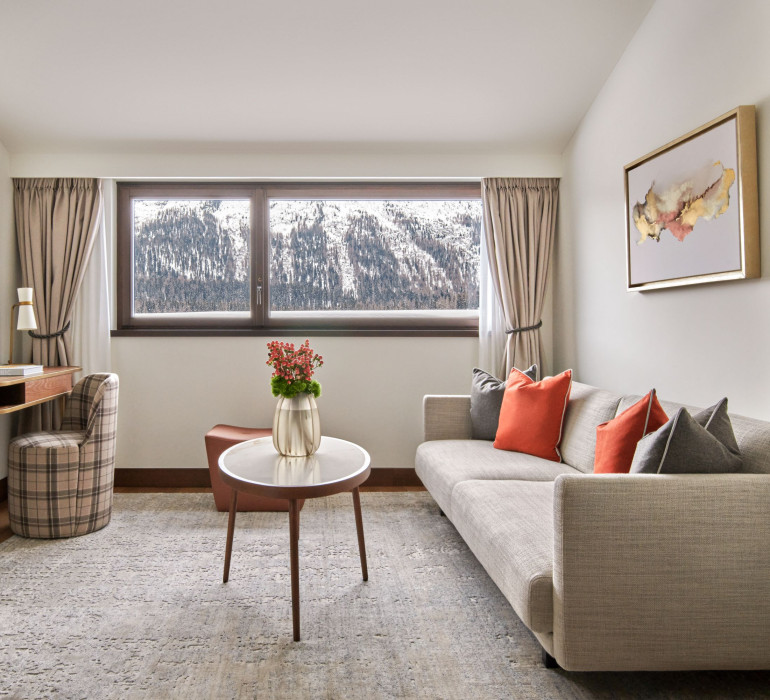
<box><xmin>494</xmin><ymin>368</ymin><xmax>573</xmax><ymax>462</ymax></box>
<box><xmin>594</xmin><ymin>390</ymin><xmax>668</xmax><ymax>473</ymax></box>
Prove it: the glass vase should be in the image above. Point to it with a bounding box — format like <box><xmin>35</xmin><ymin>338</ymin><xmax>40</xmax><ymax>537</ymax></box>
<box><xmin>272</xmin><ymin>394</ymin><xmax>321</xmax><ymax>457</ymax></box>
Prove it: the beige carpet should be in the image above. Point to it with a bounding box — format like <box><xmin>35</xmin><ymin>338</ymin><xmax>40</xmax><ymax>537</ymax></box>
<box><xmin>0</xmin><ymin>492</ymin><xmax>768</xmax><ymax>699</ymax></box>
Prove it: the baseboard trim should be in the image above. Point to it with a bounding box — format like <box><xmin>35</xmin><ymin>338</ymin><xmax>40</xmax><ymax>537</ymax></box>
<box><xmin>364</xmin><ymin>468</ymin><xmax>423</xmax><ymax>488</ymax></box>
<box><xmin>115</xmin><ymin>468</ymin><xmax>211</xmax><ymax>488</ymax></box>
<box><xmin>0</xmin><ymin>477</ymin><xmax>6</xmax><ymax>503</ymax></box>
<box><xmin>114</xmin><ymin>467</ymin><xmax>423</xmax><ymax>489</ymax></box>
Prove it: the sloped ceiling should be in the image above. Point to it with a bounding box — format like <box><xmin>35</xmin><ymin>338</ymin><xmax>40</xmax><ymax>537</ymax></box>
<box><xmin>0</xmin><ymin>0</ymin><xmax>654</xmax><ymax>154</ymax></box>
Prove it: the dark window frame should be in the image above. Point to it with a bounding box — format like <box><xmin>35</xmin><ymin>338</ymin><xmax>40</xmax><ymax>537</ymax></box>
<box><xmin>115</xmin><ymin>181</ymin><xmax>481</xmax><ymax>337</ymax></box>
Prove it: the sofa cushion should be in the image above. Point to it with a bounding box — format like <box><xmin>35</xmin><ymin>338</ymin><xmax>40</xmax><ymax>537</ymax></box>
<box><xmin>728</xmin><ymin>414</ymin><xmax>770</xmax><ymax>474</ymax></box>
<box><xmin>450</xmin><ymin>479</ymin><xmax>556</xmax><ymax>635</ymax></box>
<box><xmin>594</xmin><ymin>390</ymin><xmax>668</xmax><ymax>474</ymax></box>
<box><xmin>617</xmin><ymin>393</ymin><xmax>699</xmax><ymax>419</ymax></box>
<box><xmin>560</xmin><ymin>382</ymin><xmax>623</xmax><ymax>473</ymax></box>
<box><xmin>414</xmin><ymin>439</ymin><xmax>578</xmax><ymax>520</ymax></box>
<box><xmin>494</xmin><ymin>369</ymin><xmax>572</xmax><ymax>462</ymax></box>
<box><xmin>631</xmin><ymin>407</ymin><xmax>743</xmax><ymax>474</ymax></box>
<box><xmin>470</xmin><ymin>365</ymin><xmax>537</xmax><ymax>441</ymax></box>
<box><xmin>694</xmin><ymin>398</ymin><xmax>740</xmax><ymax>454</ymax></box>
<box><xmin>619</xmin><ymin>393</ymin><xmax>770</xmax><ymax>475</ymax></box>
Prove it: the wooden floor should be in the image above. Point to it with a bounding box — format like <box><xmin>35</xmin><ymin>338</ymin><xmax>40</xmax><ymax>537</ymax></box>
<box><xmin>0</xmin><ymin>485</ymin><xmax>423</xmax><ymax>544</ymax></box>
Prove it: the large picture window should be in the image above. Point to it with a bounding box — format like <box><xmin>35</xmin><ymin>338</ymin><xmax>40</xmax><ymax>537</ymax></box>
<box><xmin>116</xmin><ymin>182</ymin><xmax>481</xmax><ymax>334</ymax></box>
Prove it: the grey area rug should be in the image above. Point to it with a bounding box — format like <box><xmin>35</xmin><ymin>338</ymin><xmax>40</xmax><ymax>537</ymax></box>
<box><xmin>1</xmin><ymin>492</ymin><xmax>768</xmax><ymax>700</ymax></box>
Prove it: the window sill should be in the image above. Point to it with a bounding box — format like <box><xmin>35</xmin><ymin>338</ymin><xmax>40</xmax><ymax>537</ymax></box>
<box><xmin>111</xmin><ymin>326</ymin><xmax>478</xmax><ymax>338</ymax></box>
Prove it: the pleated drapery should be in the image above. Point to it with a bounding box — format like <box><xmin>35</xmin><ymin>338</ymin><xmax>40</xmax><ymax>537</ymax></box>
<box><xmin>481</xmin><ymin>177</ymin><xmax>559</xmax><ymax>377</ymax></box>
<box><xmin>13</xmin><ymin>178</ymin><xmax>103</xmax><ymax>428</ymax></box>
<box><xmin>71</xmin><ymin>179</ymin><xmax>112</xmax><ymax>378</ymax></box>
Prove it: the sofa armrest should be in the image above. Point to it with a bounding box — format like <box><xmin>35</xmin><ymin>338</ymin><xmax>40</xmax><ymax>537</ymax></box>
<box><xmin>423</xmin><ymin>395</ymin><xmax>472</xmax><ymax>441</ymax></box>
<box><xmin>552</xmin><ymin>473</ymin><xmax>770</xmax><ymax>671</ymax></box>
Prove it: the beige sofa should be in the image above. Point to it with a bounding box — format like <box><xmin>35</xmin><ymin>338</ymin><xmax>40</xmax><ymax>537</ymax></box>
<box><xmin>415</xmin><ymin>381</ymin><xmax>770</xmax><ymax>671</ymax></box>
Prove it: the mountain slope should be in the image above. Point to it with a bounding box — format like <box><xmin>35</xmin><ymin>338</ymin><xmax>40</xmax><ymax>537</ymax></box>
<box><xmin>133</xmin><ymin>198</ymin><xmax>481</xmax><ymax>313</ymax></box>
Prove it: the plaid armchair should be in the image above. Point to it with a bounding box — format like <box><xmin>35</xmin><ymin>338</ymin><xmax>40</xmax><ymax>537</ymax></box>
<box><xmin>8</xmin><ymin>373</ymin><xmax>119</xmax><ymax>538</ymax></box>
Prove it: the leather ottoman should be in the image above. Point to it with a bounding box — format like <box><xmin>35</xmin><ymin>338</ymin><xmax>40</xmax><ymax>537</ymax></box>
<box><xmin>205</xmin><ymin>424</ymin><xmax>302</xmax><ymax>512</ymax></box>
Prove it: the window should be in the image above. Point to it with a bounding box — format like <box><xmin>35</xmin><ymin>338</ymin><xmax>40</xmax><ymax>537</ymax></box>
<box><xmin>116</xmin><ymin>182</ymin><xmax>481</xmax><ymax>335</ymax></box>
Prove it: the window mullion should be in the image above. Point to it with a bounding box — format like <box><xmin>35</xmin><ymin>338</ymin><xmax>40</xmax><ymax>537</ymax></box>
<box><xmin>253</xmin><ymin>187</ymin><xmax>268</xmax><ymax>328</ymax></box>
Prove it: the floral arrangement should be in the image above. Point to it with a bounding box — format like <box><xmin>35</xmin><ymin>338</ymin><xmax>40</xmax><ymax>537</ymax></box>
<box><xmin>266</xmin><ymin>339</ymin><xmax>323</xmax><ymax>399</ymax></box>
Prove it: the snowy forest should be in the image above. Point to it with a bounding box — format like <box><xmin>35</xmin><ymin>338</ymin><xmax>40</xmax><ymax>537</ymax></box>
<box><xmin>133</xmin><ymin>199</ymin><xmax>481</xmax><ymax>313</ymax></box>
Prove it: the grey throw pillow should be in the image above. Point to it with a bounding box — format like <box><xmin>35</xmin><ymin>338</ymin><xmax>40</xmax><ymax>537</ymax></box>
<box><xmin>630</xmin><ymin>401</ymin><xmax>742</xmax><ymax>474</ymax></box>
<box><xmin>470</xmin><ymin>364</ymin><xmax>537</xmax><ymax>441</ymax></box>
<box><xmin>693</xmin><ymin>398</ymin><xmax>741</xmax><ymax>455</ymax></box>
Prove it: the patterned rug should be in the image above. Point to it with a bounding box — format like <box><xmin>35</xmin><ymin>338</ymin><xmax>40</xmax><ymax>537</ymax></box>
<box><xmin>0</xmin><ymin>492</ymin><xmax>767</xmax><ymax>699</ymax></box>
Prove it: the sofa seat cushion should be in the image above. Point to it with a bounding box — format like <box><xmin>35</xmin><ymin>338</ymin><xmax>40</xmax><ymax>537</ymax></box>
<box><xmin>415</xmin><ymin>439</ymin><xmax>577</xmax><ymax>519</ymax></box>
<box><xmin>450</xmin><ymin>479</ymin><xmax>556</xmax><ymax>635</ymax></box>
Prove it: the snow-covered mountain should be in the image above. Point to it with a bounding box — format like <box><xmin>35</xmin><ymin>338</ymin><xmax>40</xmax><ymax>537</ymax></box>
<box><xmin>133</xmin><ymin>198</ymin><xmax>481</xmax><ymax>314</ymax></box>
<box><xmin>133</xmin><ymin>199</ymin><xmax>251</xmax><ymax>313</ymax></box>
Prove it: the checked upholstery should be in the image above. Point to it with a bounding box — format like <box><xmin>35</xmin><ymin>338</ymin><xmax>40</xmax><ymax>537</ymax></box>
<box><xmin>8</xmin><ymin>373</ymin><xmax>119</xmax><ymax>538</ymax></box>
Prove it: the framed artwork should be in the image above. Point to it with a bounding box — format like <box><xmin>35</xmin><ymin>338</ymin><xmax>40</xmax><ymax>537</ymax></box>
<box><xmin>625</xmin><ymin>106</ymin><xmax>759</xmax><ymax>291</ymax></box>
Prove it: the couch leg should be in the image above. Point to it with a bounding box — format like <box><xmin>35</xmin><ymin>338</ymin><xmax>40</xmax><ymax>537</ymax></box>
<box><xmin>542</xmin><ymin>649</ymin><xmax>559</xmax><ymax>669</ymax></box>
<box><xmin>439</xmin><ymin>509</ymin><xmax>446</xmax><ymax>517</ymax></box>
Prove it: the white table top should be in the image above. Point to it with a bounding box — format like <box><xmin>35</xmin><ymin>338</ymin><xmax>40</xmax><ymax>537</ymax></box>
<box><xmin>218</xmin><ymin>436</ymin><xmax>370</xmax><ymax>489</ymax></box>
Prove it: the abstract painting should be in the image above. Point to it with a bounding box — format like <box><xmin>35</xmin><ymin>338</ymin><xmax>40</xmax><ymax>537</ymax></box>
<box><xmin>625</xmin><ymin>106</ymin><xmax>758</xmax><ymax>291</ymax></box>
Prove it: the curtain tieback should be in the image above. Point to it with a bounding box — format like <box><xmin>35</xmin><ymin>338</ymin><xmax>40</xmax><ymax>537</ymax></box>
<box><xmin>28</xmin><ymin>320</ymin><xmax>71</xmax><ymax>339</ymax></box>
<box><xmin>506</xmin><ymin>320</ymin><xmax>542</xmax><ymax>335</ymax></box>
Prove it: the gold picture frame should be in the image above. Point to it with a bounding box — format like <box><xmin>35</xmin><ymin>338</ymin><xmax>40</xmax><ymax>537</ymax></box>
<box><xmin>625</xmin><ymin>105</ymin><xmax>759</xmax><ymax>292</ymax></box>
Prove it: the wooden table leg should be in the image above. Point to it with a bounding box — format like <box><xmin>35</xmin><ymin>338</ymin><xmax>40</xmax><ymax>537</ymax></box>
<box><xmin>289</xmin><ymin>498</ymin><xmax>301</xmax><ymax>641</ymax></box>
<box><xmin>223</xmin><ymin>489</ymin><xmax>238</xmax><ymax>583</ymax></box>
<box><xmin>352</xmin><ymin>487</ymin><xmax>368</xmax><ymax>581</ymax></box>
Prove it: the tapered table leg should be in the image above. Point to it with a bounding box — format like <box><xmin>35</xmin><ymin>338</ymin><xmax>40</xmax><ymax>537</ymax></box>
<box><xmin>352</xmin><ymin>487</ymin><xmax>368</xmax><ymax>581</ymax></box>
<box><xmin>289</xmin><ymin>498</ymin><xmax>301</xmax><ymax>641</ymax></box>
<box><xmin>223</xmin><ymin>488</ymin><xmax>238</xmax><ymax>583</ymax></box>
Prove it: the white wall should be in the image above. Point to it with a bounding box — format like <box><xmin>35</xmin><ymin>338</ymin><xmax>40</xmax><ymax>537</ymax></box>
<box><xmin>0</xmin><ymin>140</ymin><xmax>15</xmax><ymax>480</ymax></box>
<box><xmin>10</xmin><ymin>149</ymin><xmax>562</xmax><ymax>180</ymax></box>
<box><xmin>11</xmin><ymin>148</ymin><xmax>561</xmax><ymax>470</ymax></box>
<box><xmin>555</xmin><ymin>0</ymin><xmax>770</xmax><ymax>420</ymax></box>
<box><xmin>113</xmin><ymin>335</ymin><xmax>476</xmax><ymax>469</ymax></box>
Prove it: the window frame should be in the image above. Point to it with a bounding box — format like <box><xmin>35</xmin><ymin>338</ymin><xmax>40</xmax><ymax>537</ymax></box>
<box><xmin>115</xmin><ymin>181</ymin><xmax>481</xmax><ymax>337</ymax></box>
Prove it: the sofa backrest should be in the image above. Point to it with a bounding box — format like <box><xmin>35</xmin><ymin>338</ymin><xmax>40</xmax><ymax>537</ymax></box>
<box><xmin>615</xmin><ymin>394</ymin><xmax>770</xmax><ymax>475</ymax></box>
<box><xmin>560</xmin><ymin>382</ymin><xmax>623</xmax><ymax>473</ymax></box>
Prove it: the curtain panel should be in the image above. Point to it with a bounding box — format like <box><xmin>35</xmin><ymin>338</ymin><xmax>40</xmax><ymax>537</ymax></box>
<box><xmin>13</xmin><ymin>178</ymin><xmax>103</xmax><ymax>428</ymax></box>
<box><xmin>71</xmin><ymin>179</ymin><xmax>112</xmax><ymax>378</ymax></box>
<box><xmin>480</xmin><ymin>177</ymin><xmax>559</xmax><ymax>377</ymax></box>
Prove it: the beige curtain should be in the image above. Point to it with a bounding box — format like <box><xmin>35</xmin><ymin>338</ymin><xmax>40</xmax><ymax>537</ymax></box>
<box><xmin>13</xmin><ymin>178</ymin><xmax>103</xmax><ymax>428</ymax></box>
<box><xmin>481</xmin><ymin>177</ymin><xmax>559</xmax><ymax>376</ymax></box>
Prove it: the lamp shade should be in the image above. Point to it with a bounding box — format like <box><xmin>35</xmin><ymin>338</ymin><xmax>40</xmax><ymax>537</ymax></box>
<box><xmin>16</xmin><ymin>287</ymin><xmax>37</xmax><ymax>331</ymax></box>
<box><xmin>17</xmin><ymin>305</ymin><xmax>37</xmax><ymax>331</ymax></box>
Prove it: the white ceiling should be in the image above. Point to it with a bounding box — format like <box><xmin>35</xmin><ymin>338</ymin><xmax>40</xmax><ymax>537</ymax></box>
<box><xmin>0</xmin><ymin>0</ymin><xmax>654</xmax><ymax>155</ymax></box>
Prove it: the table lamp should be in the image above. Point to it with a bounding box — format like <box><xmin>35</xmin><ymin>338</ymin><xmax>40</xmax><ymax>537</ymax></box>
<box><xmin>7</xmin><ymin>287</ymin><xmax>37</xmax><ymax>365</ymax></box>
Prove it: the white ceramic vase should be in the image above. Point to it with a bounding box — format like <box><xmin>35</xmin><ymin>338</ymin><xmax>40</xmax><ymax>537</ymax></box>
<box><xmin>272</xmin><ymin>394</ymin><xmax>321</xmax><ymax>457</ymax></box>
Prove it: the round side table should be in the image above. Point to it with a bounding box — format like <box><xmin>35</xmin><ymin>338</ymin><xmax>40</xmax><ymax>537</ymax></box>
<box><xmin>218</xmin><ymin>436</ymin><xmax>371</xmax><ymax>641</ymax></box>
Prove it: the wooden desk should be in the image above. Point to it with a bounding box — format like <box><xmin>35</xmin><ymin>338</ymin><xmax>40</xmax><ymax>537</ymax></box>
<box><xmin>0</xmin><ymin>367</ymin><xmax>80</xmax><ymax>414</ymax></box>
